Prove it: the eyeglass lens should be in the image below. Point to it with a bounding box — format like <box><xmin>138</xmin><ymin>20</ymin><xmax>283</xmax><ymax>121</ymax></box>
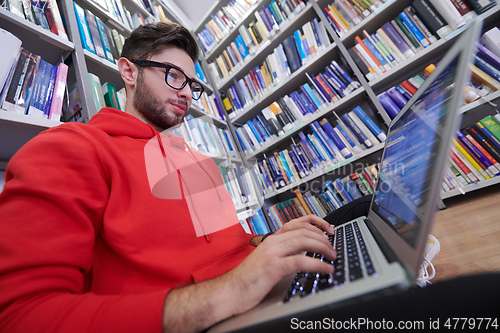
<box><xmin>166</xmin><ymin>67</ymin><xmax>203</xmax><ymax>100</ymax></box>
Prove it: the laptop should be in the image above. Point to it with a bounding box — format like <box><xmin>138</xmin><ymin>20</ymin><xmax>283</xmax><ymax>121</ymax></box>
<box><xmin>208</xmin><ymin>20</ymin><xmax>483</xmax><ymax>333</ymax></box>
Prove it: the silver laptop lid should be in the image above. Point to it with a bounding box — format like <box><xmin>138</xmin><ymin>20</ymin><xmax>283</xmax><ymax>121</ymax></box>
<box><xmin>367</xmin><ymin>20</ymin><xmax>483</xmax><ymax>281</ymax></box>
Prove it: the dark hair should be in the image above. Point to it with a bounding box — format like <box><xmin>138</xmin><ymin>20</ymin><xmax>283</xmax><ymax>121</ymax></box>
<box><xmin>121</xmin><ymin>22</ymin><xmax>199</xmax><ymax>63</ymax></box>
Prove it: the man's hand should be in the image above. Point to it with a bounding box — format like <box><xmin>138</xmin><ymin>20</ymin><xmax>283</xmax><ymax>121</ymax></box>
<box><xmin>163</xmin><ymin>215</ymin><xmax>336</xmax><ymax>333</ymax></box>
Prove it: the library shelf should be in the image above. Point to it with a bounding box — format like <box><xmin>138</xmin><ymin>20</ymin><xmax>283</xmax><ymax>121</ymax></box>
<box><xmin>77</xmin><ymin>0</ymin><xmax>132</xmax><ymax>36</ymax></box>
<box><xmin>227</xmin><ymin>42</ymin><xmax>339</xmax><ymax>123</ymax></box>
<box><xmin>441</xmin><ymin>176</ymin><xmax>500</xmax><ymax>200</ymax></box>
<box><xmin>263</xmin><ymin>142</ymin><xmax>384</xmax><ymax>200</ymax></box>
<box><xmin>242</xmin><ymin>86</ymin><xmax>366</xmax><ymax>159</ymax></box>
<box><xmin>0</xmin><ymin>8</ymin><xmax>74</xmax><ymax>63</ymax></box>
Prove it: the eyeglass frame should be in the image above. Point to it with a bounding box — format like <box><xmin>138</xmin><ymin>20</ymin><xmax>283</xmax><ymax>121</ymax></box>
<box><xmin>130</xmin><ymin>59</ymin><xmax>204</xmax><ymax>100</ymax></box>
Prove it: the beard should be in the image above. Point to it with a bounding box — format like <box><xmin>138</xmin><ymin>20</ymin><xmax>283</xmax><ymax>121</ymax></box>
<box><xmin>133</xmin><ymin>72</ymin><xmax>187</xmax><ymax>130</ymax></box>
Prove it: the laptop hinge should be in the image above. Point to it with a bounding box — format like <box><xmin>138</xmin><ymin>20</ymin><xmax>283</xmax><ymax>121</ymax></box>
<box><xmin>364</xmin><ymin>218</ymin><xmax>399</xmax><ymax>264</ymax></box>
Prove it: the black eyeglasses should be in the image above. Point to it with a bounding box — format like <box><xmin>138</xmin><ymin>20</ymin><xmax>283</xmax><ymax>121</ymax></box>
<box><xmin>131</xmin><ymin>59</ymin><xmax>204</xmax><ymax>100</ymax></box>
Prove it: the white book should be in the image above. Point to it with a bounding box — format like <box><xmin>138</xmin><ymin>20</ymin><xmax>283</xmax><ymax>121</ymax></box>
<box><xmin>376</xmin><ymin>30</ymin><xmax>407</xmax><ymax>63</ymax></box>
<box><xmin>480</xmin><ymin>27</ymin><xmax>500</xmax><ymax>58</ymax></box>
<box><xmin>243</xmin><ymin>123</ymin><xmax>262</xmax><ymax>149</ymax></box>
<box><xmin>348</xmin><ymin>111</ymin><xmax>380</xmax><ymax>146</ymax></box>
<box><xmin>318</xmin><ymin>21</ymin><xmax>331</xmax><ymax>47</ymax></box>
<box><xmin>363</xmin><ymin>30</ymin><xmax>394</xmax><ymax>69</ymax></box>
<box><xmin>283</xmin><ymin>95</ymin><xmax>304</xmax><ymax>123</ymax></box>
<box><xmin>277</xmin><ymin>45</ymin><xmax>291</xmax><ymax>76</ymax></box>
<box><xmin>302</xmin><ymin>22</ymin><xmax>318</xmax><ymax>57</ymax></box>
<box><xmin>0</xmin><ymin>29</ymin><xmax>22</xmax><ymax>94</ymax></box>
<box><xmin>428</xmin><ymin>0</ymin><xmax>466</xmax><ymax>31</ymax></box>
<box><xmin>355</xmin><ymin>44</ymin><xmax>382</xmax><ymax>77</ymax></box>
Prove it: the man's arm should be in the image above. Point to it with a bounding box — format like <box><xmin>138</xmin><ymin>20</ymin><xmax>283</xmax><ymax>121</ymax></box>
<box><xmin>163</xmin><ymin>216</ymin><xmax>336</xmax><ymax>333</ymax></box>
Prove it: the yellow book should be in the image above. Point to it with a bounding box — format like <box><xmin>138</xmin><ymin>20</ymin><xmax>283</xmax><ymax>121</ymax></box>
<box><xmin>247</xmin><ymin>24</ymin><xmax>260</xmax><ymax>46</ymax></box>
<box><xmin>261</xmin><ymin>65</ymin><xmax>272</xmax><ymax>87</ymax></box>
<box><xmin>282</xmin><ymin>149</ymin><xmax>301</xmax><ymax>181</ymax></box>
<box><xmin>470</xmin><ymin>65</ymin><xmax>500</xmax><ymax>91</ymax></box>
<box><xmin>200</xmin><ymin>94</ymin><xmax>211</xmax><ymax>115</ymax></box>
<box><xmin>328</xmin><ymin>5</ymin><xmax>350</xmax><ymax>32</ymax></box>
<box><xmin>453</xmin><ymin>139</ymin><xmax>490</xmax><ymax>179</ymax></box>
<box><xmin>216</xmin><ymin>56</ymin><xmax>229</xmax><ymax>77</ymax></box>
<box><xmin>294</xmin><ymin>189</ymin><xmax>313</xmax><ymax>215</ymax></box>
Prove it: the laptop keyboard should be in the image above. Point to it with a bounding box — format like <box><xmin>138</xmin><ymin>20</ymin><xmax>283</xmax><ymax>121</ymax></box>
<box><xmin>284</xmin><ymin>221</ymin><xmax>376</xmax><ymax>302</ymax></box>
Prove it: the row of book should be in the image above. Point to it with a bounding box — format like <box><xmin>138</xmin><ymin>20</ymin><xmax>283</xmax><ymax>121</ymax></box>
<box><xmin>345</xmin><ymin>0</ymin><xmax>498</xmax><ymax>83</ymax></box>
<box><xmin>196</xmin><ymin>0</ymin><xmax>258</xmax><ymax>54</ymax></box>
<box><xmin>246</xmin><ymin>107</ymin><xmax>386</xmax><ymax>195</ymax></box>
<box><xmin>377</xmin><ymin>27</ymin><xmax>500</xmax><ymax>120</ymax></box>
<box><xmin>265</xmin><ymin>164</ymin><xmax>379</xmax><ymax>230</ymax></box>
<box><xmin>0</xmin><ymin>29</ymin><xmax>68</xmax><ymax>121</ymax></box>
<box><xmin>219</xmin><ymin>162</ymin><xmax>260</xmax><ymax>208</ymax></box>
<box><xmin>322</xmin><ymin>0</ymin><xmax>387</xmax><ymax>38</ymax></box>
<box><xmin>223</xmin><ymin>58</ymin><xmax>360</xmax><ymax>124</ymax></box>
<box><xmin>3</xmin><ymin>0</ymin><xmax>67</xmax><ymax>40</ymax></box>
<box><xmin>237</xmin><ymin>207</ymin><xmax>271</xmax><ymax>234</ymax></box>
<box><xmin>191</xmin><ymin>93</ymin><xmax>226</xmax><ymax>122</ymax></box>
<box><xmin>86</xmin><ymin>0</ymin><xmax>162</xmax><ymax>33</ymax></box>
<box><xmin>208</xmin><ymin>15</ymin><xmax>332</xmax><ymax>89</ymax></box>
<box><xmin>168</xmin><ymin>114</ymin><xmax>240</xmax><ymax>159</ymax></box>
<box><xmin>74</xmin><ymin>3</ymin><xmax>128</xmax><ymax>66</ymax></box>
<box><xmin>443</xmin><ymin>114</ymin><xmax>500</xmax><ymax>192</ymax></box>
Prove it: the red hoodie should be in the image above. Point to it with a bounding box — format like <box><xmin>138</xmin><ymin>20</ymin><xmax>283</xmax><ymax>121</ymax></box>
<box><xmin>0</xmin><ymin>108</ymin><xmax>255</xmax><ymax>332</ymax></box>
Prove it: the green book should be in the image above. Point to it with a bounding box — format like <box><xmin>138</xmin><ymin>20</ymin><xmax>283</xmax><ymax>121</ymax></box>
<box><xmin>394</xmin><ymin>16</ymin><xmax>422</xmax><ymax>51</ymax></box>
<box><xmin>101</xmin><ymin>82</ymin><xmax>120</xmax><ymax>109</ymax></box>
<box><xmin>480</xmin><ymin>115</ymin><xmax>500</xmax><ymax>141</ymax></box>
<box><xmin>112</xmin><ymin>29</ymin><xmax>123</xmax><ymax>56</ymax></box>
<box><xmin>358</xmin><ymin>173</ymin><xmax>373</xmax><ymax>194</ymax></box>
<box><xmin>467</xmin><ymin>0</ymin><xmax>497</xmax><ymax>14</ymax></box>
<box><xmin>88</xmin><ymin>73</ymin><xmax>105</xmax><ymax>111</ymax></box>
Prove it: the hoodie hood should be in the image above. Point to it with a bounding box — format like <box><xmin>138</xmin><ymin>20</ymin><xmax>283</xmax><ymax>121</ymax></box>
<box><xmin>87</xmin><ymin>107</ymin><xmax>158</xmax><ymax>139</ymax></box>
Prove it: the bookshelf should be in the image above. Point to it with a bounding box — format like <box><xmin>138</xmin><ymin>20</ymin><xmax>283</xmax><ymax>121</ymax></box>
<box><xmin>198</xmin><ymin>0</ymin><xmax>500</xmax><ymax>229</ymax></box>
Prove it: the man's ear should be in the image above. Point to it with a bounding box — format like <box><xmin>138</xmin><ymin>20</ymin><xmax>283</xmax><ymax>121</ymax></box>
<box><xmin>118</xmin><ymin>58</ymin><xmax>137</xmax><ymax>89</ymax></box>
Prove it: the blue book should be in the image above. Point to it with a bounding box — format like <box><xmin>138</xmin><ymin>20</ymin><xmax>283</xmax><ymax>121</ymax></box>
<box><xmin>352</xmin><ymin>106</ymin><xmax>387</xmax><ymax>142</ymax></box>
<box><xmin>256</xmin><ymin>114</ymin><xmax>276</xmax><ymax>137</ymax></box>
<box><xmin>399</xmin><ymin>11</ymin><xmax>429</xmax><ymax>48</ymax></box>
<box><xmin>319</xmin><ymin>118</ymin><xmax>352</xmax><ymax>158</ymax></box>
<box><xmin>301</xmin><ymin>84</ymin><xmax>322</xmax><ymax>109</ymax></box>
<box><xmin>378</xmin><ymin>92</ymin><xmax>401</xmax><ymax>119</ymax></box>
<box><xmin>341</xmin><ymin>177</ymin><xmax>363</xmax><ymax>200</ymax></box>
<box><xmin>73</xmin><ymin>3</ymin><xmax>96</xmax><ymax>54</ymax></box>
<box><xmin>371</xmin><ymin>34</ymin><xmax>397</xmax><ymax>65</ymax></box>
<box><xmin>457</xmin><ymin>131</ymin><xmax>498</xmax><ymax>175</ymax></box>
<box><xmin>235</xmin><ymin>128</ymin><xmax>251</xmax><ymax>152</ymax></box>
<box><xmin>276</xmin><ymin>45</ymin><xmax>291</xmax><ymax>75</ymax></box>
<box><xmin>298</xmin><ymin>91</ymin><xmax>317</xmax><ymax>114</ymax></box>
<box><xmin>246</xmin><ymin>120</ymin><xmax>263</xmax><ymax>144</ymax></box>
<box><xmin>312</xmin><ymin>18</ymin><xmax>325</xmax><ymax>47</ymax></box>
<box><xmin>194</xmin><ymin>62</ymin><xmax>206</xmax><ymax>83</ymax></box>
<box><xmin>293</xmin><ymin>30</ymin><xmax>306</xmax><ymax>64</ymax></box>
<box><xmin>475</xmin><ymin>55</ymin><xmax>500</xmax><ymax>81</ymax></box>
<box><xmin>336</xmin><ymin>124</ymin><xmax>360</xmax><ymax>153</ymax></box>
<box><xmin>267</xmin><ymin>4</ymin><xmax>281</xmax><ymax>25</ymax></box>
<box><xmin>308</xmin><ymin>133</ymin><xmax>328</xmax><ymax>162</ymax></box>
<box><xmin>255</xmin><ymin>208</ymin><xmax>271</xmax><ymax>234</ymax></box>
<box><xmin>308</xmin><ymin>74</ymin><xmax>331</xmax><ymax>103</ymax></box>
<box><xmin>288</xmin><ymin>150</ymin><xmax>306</xmax><ymax>178</ymax></box>
<box><xmin>95</xmin><ymin>16</ymin><xmax>114</xmax><ymax>62</ymax></box>
<box><xmin>234</xmin><ymin>35</ymin><xmax>250</xmax><ymax>59</ymax></box>
<box><xmin>322</xmin><ymin>9</ymin><xmax>342</xmax><ymax>37</ymax></box>
<box><xmin>267</xmin><ymin>155</ymin><xmax>286</xmax><ymax>188</ymax></box>
<box><xmin>230</xmin><ymin>86</ymin><xmax>244</xmax><ymax>110</ymax></box>
<box><xmin>279</xmin><ymin>151</ymin><xmax>296</xmax><ymax>183</ymax></box>
<box><xmin>477</xmin><ymin>123</ymin><xmax>500</xmax><ymax>151</ymax></box>
<box><xmin>318</xmin><ymin>72</ymin><xmax>340</xmax><ymax>100</ymax></box>
<box><xmin>363</xmin><ymin>37</ymin><xmax>389</xmax><ymax>69</ymax></box>
<box><xmin>325</xmin><ymin>66</ymin><xmax>347</xmax><ymax>96</ymax></box>
<box><xmin>258</xmin><ymin>161</ymin><xmax>274</xmax><ymax>191</ymax></box>
<box><xmin>298</xmin><ymin>132</ymin><xmax>321</xmax><ymax>167</ymax></box>
<box><xmin>252</xmin><ymin>118</ymin><xmax>270</xmax><ymax>142</ymax></box>
<box><xmin>309</xmin><ymin>124</ymin><xmax>335</xmax><ymax>160</ymax></box>
<box><xmin>290</xmin><ymin>145</ymin><xmax>309</xmax><ymax>175</ymax></box>
<box><xmin>330</xmin><ymin>60</ymin><xmax>358</xmax><ymax>90</ymax></box>
<box><xmin>42</xmin><ymin>65</ymin><xmax>58</xmax><ymax>118</ymax></box>
<box><xmin>312</xmin><ymin>121</ymin><xmax>342</xmax><ymax>160</ymax></box>
<box><xmin>396</xmin><ymin>85</ymin><xmax>412</xmax><ymax>101</ymax></box>
<box><xmin>282</xmin><ymin>35</ymin><xmax>302</xmax><ymax>73</ymax></box>
<box><xmin>289</xmin><ymin>91</ymin><xmax>309</xmax><ymax>116</ymax></box>
<box><xmin>333</xmin><ymin>178</ymin><xmax>353</xmax><ymax>203</ymax></box>
<box><xmin>386</xmin><ymin>86</ymin><xmax>408</xmax><ymax>109</ymax></box>
<box><xmin>26</xmin><ymin>59</ymin><xmax>49</xmax><ymax>117</ymax></box>
<box><xmin>301</xmin><ymin>35</ymin><xmax>311</xmax><ymax>59</ymax></box>
<box><xmin>254</xmin><ymin>67</ymin><xmax>267</xmax><ymax>90</ymax></box>
<box><xmin>381</xmin><ymin>22</ymin><xmax>414</xmax><ymax>58</ymax></box>
<box><xmin>237</xmin><ymin>79</ymin><xmax>252</xmax><ymax>105</ymax></box>
<box><xmin>341</xmin><ymin>113</ymin><xmax>373</xmax><ymax>148</ymax></box>
<box><xmin>259</xmin><ymin>8</ymin><xmax>274</xmax><ymax>32</ymax></box>
<box><xmin>295</xmin><ymin>143</ymin><xmax>315</xmax><ymax>172</ymax></box>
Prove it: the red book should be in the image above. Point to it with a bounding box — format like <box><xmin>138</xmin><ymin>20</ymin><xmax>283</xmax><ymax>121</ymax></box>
<box><xmin>248</xmin><ymin>70</ymin><xmax>262</xmax><ymax>93</ymax></box>
<box><xmin>456</xmin><ymin>137</ymin><xmax>489</xmax><ymax>172</ymax></box>
<box><xmin>281</xmin><ymin>204</ymin><xmax>293</xmax><ymax>222</ymax></box>
<box><xmin>464</xmin><ymin>133</ymin><xmax>500</xmax><ymax>166</ymax></box>
<box><xmin>355</xmin><ymin>36</ymin><xmax>385</xmax><ymax>72</ymax></box>
<box><xmin>450</xmin><ymin>151</ymin><xmax>477</xmax><ymax>183</ymax></box>
<box><xmin>361</xmin><ymin>170</ymin><xmax>375</xmax><ymax>190</ymax></box>
<box><xmin>315</xmin><ymin>74</ymin><xmax>336</xmax><ymax>99</ymax></box>
<box><xmin>272</xmin><ymin>204</ymin><xmax>286</xmax><ymax>226</ymax></box>
<box><xmin>324</xmin><ymin>7</ymin><xmax>345</xmax><ymax>34</ymax></box>
<box><xmin>286</xmin><ymin>201</ymin><xmax>301</xmax><ymax>219</ymax></box>
<box><xmin>400</xmin><ymin>80</ymin><xmax>417</xmax><ymax>95</ymax></box>
<box><xmin>246</xmin><ymin>217</ymin><xmax>256</xmax><ymax>234</ymax></box>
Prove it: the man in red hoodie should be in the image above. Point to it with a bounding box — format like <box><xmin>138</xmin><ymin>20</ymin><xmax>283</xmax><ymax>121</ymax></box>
<box><xmin>0</xmin><ymin>22</ymin><xmax>336</xmax><ymax>332</ymax></box>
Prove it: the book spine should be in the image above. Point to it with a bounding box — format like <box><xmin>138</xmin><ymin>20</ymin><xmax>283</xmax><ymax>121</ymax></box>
<box><xmin>341</xmin><ymin>113</ymin><xmax>373</xmax><ymax>148</ymax></box>
<box><xmin>352</xmin><ymin>106</ymin><xmax>386</xmax><ymax>141</ymax></box>
<box><xmin>381</xmin><ymin>22</ymin><xmax>414</xmax><ymax>59</ymax></box>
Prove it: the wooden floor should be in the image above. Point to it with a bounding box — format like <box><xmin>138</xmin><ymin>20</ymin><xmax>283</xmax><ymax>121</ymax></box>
<box><xmin>430</xmin><ymin>183</ymin><xmax>500</xmax><ymax>282</ymax></box>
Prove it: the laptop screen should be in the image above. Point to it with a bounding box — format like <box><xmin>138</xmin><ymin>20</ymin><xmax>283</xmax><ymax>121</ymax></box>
<box><xmin>371</xmin><ymin>56</ymin><xmax>459</xmax><ymax>248</ymax></box>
